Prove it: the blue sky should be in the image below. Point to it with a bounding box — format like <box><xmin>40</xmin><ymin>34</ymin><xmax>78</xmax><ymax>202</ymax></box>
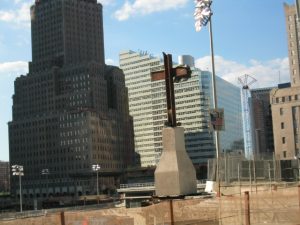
<box><xmin>0</xmin><ymin>0</ymin><xmax>296</xmax><ymax>161</ymax></box>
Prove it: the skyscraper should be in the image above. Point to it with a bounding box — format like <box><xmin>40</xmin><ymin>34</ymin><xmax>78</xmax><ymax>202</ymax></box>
<box><xmin>270</xmin><ymin>2</ymin><xmax>300</xmax><ymax>160</ymax></box>
<box><xmin>212</xmin><ymin>75</ymin><xmax>243</xmax><ymax>152</ymax></box>
<box><xmin>284</xmin><ymin>2</ymin><xmax>300</xmax><ymax>86</ymax></box>
<box><xmin>9</xmin><ymin>0</ymin><xmax>134</xmax><ymax>197</ymax></box>
<box><xmin>120</xmin><ymin>50</ymin><xmax>243</xmax><ymax>167</ymax></box>
<box><xmin>250</xmin><ymin>87</ymin><xmax>274</xmax><ymax>156</ymax></box>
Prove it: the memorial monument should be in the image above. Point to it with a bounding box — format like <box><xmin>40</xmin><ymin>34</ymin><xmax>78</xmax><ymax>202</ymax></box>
<box><xmin>151</xmin><ymin>53</ymin><xmax>197</xmax><ymax>196</ymax></box>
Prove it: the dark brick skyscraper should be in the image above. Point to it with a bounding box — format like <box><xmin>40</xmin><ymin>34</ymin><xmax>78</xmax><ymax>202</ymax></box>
<box><xmin>250</xmin><ymin>88</ymin><xmax>274</xmax><ymax>156</ymax></box>
<box><xmin>9</xmin><ymin>0</ymin><xmax>134</xmax><ymax>197</ymax></box>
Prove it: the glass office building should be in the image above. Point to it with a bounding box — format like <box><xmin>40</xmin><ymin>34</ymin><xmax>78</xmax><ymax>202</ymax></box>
<box><xmin>120</xmin><ymin>51</ymin><xmax>243</xmax><ymax>167</ymax></box>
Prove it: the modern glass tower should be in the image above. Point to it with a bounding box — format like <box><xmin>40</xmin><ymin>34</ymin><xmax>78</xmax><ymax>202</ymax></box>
<box><xmin>120</xmin><ymin>50</ymin><xmax>243</xmax><ymax>167</ymax></box>
<box><xmin>9</xmin><ymin>0</ymin><xmax>134</xmax><ymax>198</ymax></box>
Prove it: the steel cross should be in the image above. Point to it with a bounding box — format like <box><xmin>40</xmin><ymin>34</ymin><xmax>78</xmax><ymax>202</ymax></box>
<box><xmin>151</xmin><ymin>53</ymin><xmax>191</xmax><ymax>127</ymax></box>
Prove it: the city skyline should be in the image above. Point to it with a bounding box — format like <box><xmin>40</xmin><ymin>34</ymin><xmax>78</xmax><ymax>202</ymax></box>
<box><xmin>0</xmin><ymin>0</ymin><xmax>296</xmax><ymax>161</ymax></box>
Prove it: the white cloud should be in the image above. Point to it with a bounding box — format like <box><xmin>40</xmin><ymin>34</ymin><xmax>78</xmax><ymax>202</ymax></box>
<box><xmin>0</xmin><ymin>61</ymin><xmax>28</xmax><ymax>78</ymax></box>
<box><xmin>0</xmin><ymin>2</ymin><xmax>31</xmax><ymax>28</ymax></box>
<box><xmin>195</xmin><ymin>56</ymin><xmax>290</xmax><ymax>89</ymax></box>
<box><xmin>114</xmin><ymin>0</ymin><xmax>188</xmax><ymax>21</ymax></box>
<box><xmin>105</xmin><ymin>58</ymin><xmax>116</xmax><ymax>65</ymax></box>
<box><xmin>97</xmin><ymin>0</ymin><xmax>115</xmax><ymax>5</ymax></box>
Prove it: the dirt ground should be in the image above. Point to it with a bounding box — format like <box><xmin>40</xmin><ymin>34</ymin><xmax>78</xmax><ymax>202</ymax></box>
<box><xmin>1</xmin><ymin>185</ymin><xmax>300</xmax><ymax>225</ymax></box>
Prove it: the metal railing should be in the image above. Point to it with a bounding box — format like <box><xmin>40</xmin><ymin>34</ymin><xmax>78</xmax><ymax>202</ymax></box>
<box><xmin>119</xmin><ymin>180</ymin><xmax>206</xmax><ymax>189</ymax></box>
<box><xmin>119</xmin><ymin>182</ymin><xmax>155</xmax><ymax>189</ymax></box>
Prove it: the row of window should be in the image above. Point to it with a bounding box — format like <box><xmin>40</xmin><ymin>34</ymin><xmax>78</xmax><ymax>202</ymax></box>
<box><xmin>274</xmin><ymin>94</ymin><xmax>300</xmax><ymax>104</ymax></box>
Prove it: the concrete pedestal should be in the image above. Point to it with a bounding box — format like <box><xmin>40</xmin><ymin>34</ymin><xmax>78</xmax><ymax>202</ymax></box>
<box><xmin>155</xmin><ymin>127</ymin><xmax>197</xmax><ymax>196</ymax></box>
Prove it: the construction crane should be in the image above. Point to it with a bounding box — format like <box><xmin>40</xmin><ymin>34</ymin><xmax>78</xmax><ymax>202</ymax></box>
<box><xmin>238</xmin><ymin>74</ymin><xmax>257</xmax><ymax>159</ymax></box>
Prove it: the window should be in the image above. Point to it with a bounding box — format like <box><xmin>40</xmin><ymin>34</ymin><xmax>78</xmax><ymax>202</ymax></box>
<box><xmin>280</xmin><ymin>108</ymin><xmax>283</xmax><ymax>115</ymax></box>
<box><xmin>283</xmin><ymin>151</ymin><xmax>287</xmax><ymax>158</ymax></box>
<box><xmin>282</xmin><ymin>137</ymin><xmax>286</xmax><ymax>144</ymax></box>
<box><xmin>281</xmin><ymin>122</ymin><xmax>284</xmax><ymax>129</ymax></box>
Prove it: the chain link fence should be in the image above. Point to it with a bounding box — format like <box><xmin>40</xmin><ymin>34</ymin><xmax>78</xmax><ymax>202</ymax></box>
<box><xmin>207</xmin><ymin>153</ymin><xmax>300</xmax><ymax>185</ymax></box>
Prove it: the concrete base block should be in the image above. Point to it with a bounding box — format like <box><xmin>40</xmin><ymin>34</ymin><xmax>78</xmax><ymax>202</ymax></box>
<box><xmin>155</xmin><ymin>127</ymin><xmax>197</xmax><ymax>196</ymax></box>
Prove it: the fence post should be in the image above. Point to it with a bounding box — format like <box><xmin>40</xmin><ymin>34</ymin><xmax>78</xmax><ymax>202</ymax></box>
<box><xmin>268</xmin><ymin>162</ymin><xmax>272</xmax><ymax>191</ymax></box>
<box><xmin>169</xmin><ymin>200</ymin><xmax>174</xmax><ymax>225</ymax></box>
<box><xmin>238</xmin><ymin>163</ymin><xmax>241</xmax><ymax>195</ymax></box>
<box><xmin>249</xmin><ymin>161</ymin><xmax>252</xmax><ymax>192</ymax></box>
<box><xmin>60</xmin><ymin>211</ymin><xmax>65</xmax><ymax>225</ymax></box>
<box><xmin>298</xmin><ymin>185</ymin><xmax>300</xmax><ymax>208</ymax></box>
<box><xmin>244</xmin><ymin>191</ymin><xmax>250</xmax><ymax>225</ymax></box>
<box><xmin>273</xmin><ymin>152</ymin><xmax>276</xmax><ymax>181</ymax></box>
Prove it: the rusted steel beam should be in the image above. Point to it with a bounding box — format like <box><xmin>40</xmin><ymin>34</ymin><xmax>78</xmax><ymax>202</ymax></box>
<box><xmin>164</xmin><ymin>53</ymin><xmax>176</xmax><ymax>127</ymax></box>
<box><xmin>151</xmin><ymin>67</ymin><xmax>191</xmax><ymax>82</ymax></box>
<box><xmin>151</xmin><ymin>70</ymin><xmax>165</xmax><ymax>81</ymax></box>
<box><xmin>150</xmin><ymin>52</ymin><xmax>191</xmax><ymax>127</ymax></box>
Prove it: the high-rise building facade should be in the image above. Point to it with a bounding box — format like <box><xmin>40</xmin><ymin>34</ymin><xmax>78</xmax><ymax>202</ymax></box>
<box><xmin>270</xmin><ymin>2</ymin><xmax>300</xmax><ymax>160</ymax></box>
<box><xmin>250</xmin><ymin>88</ymin><xmax>274</xmax><ymax>156</ymax></box>
<box><xmin>120</xmin><ymin>50</ymin><xmax>243</xmax><ymax>167</ymax></box>
<box><xmin>9</xmin><ymin>0</ymin><xmax>134</xmax><ymax>197</ymax></box>
<box><xmin>214</xmin><ymin>76</ymin><xmax>243</xmax><ymax>152</ymax></box>
<box><xmin>119</xmin><ymin>51</ymin><xmax>161</xmax><ymax>166</ymax></box>
<box><xmin>284</xmin><ymin>2</ymin><xmax>300</xmax><ymax>87</ymax></box>
<box><xmin>0</xmin><ymin>161</ymin><xmax>10</xmax><ymax>193</ymax></box>
<box><xmin>270</xmin><ymin>85</ymin><xmax>300</xmax><ymax>159</ymax></box>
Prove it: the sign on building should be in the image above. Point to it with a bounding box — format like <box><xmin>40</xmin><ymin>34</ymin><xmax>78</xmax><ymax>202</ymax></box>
<box><xmin>209</xmin><ymin>108</ymin><xmax>225</xmax><ymax>131</ymax></box>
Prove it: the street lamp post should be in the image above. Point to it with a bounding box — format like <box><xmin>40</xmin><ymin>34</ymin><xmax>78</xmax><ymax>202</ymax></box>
<box><xmin>12</xmin><ymin>165</ymin><xmax>24</xmax><ymax>212</ymax></box>
<box><xmin>194</xmin><ymin>0</ymin><xmax>221</xmax><ymax>195</ymax></box>
<box><xmin>41</xmin><ymin>169</ymin><xmax>50</xmax><ymax>197</ymax></box>
<box><xmin>92</xmin><ymin>164</ymin><xmax>100</xmax><ymax>196</ymax></box>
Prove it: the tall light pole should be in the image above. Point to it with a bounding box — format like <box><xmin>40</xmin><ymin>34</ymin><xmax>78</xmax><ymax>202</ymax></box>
<box><xmin>41</xmin><ymin>169</ymin><xmax>50</xmax><ymax>197</ymax></box>
<box><xmin>92</xmin><ymin>164</ymin><xmax>100</xmax><ymax>196</ymax></box>
<box><xmin>194</xmin><ymin>0</ymin><xmax>221</xmax><ymax>195</ymax></box>
<box><xmin>12</xmin><ymin>165</ymin><xmax>24</xmax><ymax>212</ymax></box>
